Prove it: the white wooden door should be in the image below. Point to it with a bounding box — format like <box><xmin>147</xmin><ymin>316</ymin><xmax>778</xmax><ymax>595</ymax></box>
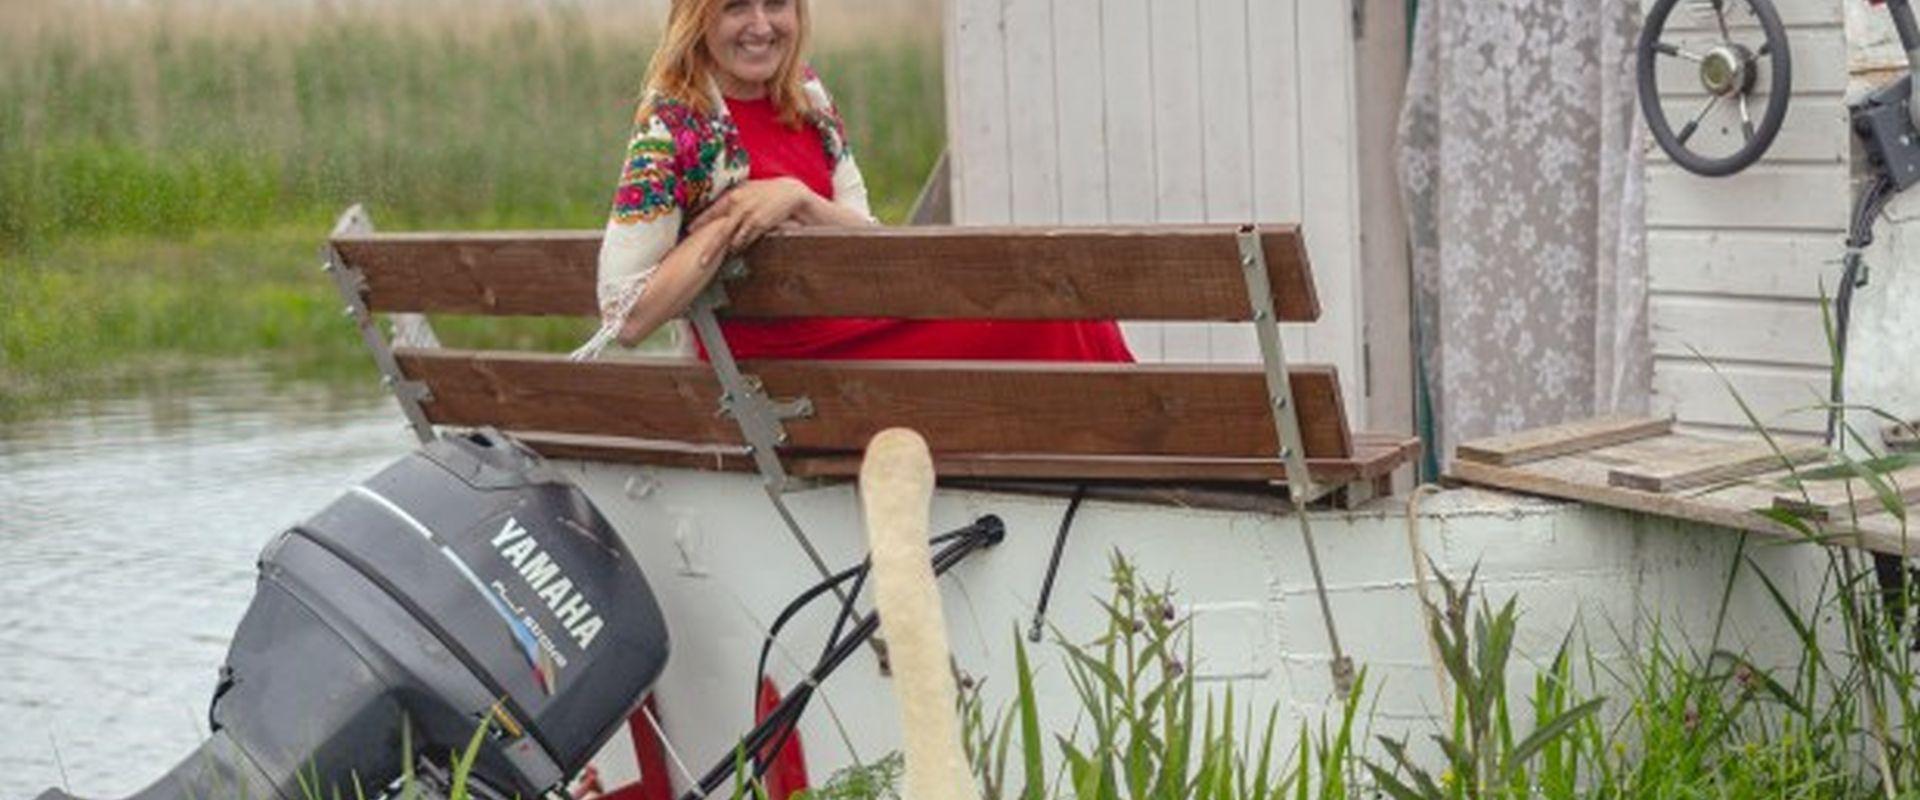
<box><xmin>943</xmin><ymin>0</ymin><xmax>1370</xmax><ymax>425</ymax></box>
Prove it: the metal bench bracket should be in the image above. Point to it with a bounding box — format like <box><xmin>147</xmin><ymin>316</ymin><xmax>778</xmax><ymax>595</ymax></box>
<box><xmin>323</xmin><ymin>205</ymin><xmax>437</xmax><ymax>444</ymax></box>
<box><xmin>684</xmin><ymin>259</ymin><xmax>854</xmax><ymax>621</ymax></box>
<box><xmin>1237</xmin><ymin>225</ymin><xmax>1354</xmax><ymax>696</ymax></box>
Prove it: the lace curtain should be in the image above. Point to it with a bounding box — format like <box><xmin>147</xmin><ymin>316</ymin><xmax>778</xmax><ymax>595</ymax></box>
<box><xmin>1398</xmin><ymin>0</ymin><xmax>1652</xmax><ymax>462</ymax></box>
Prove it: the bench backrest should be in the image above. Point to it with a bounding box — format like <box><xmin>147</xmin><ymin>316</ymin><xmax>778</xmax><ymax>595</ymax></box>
<box><xmin>329</xmin><ymin>224</ymin><xmax>1370</xmax><ymax>482</ymax></box>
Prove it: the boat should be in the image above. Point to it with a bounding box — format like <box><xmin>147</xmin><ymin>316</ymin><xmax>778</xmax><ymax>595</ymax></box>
<box><xmin>322</xmin><ymin>205</ymin><xmax>1846</xmax><ymax>795</ymax></box>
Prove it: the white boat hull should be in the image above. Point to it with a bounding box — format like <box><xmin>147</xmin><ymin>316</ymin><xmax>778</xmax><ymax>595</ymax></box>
<box><xmin>557</xmin><ymin>461</ymin><xmax>1830</xmax><ymax>791</ymax></box>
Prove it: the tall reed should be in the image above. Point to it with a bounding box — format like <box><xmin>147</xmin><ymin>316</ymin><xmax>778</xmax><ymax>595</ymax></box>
<box><xmin>0</xmin><ymin>0</ymin><xmax>944</xmax><ymax>251</ymax></box>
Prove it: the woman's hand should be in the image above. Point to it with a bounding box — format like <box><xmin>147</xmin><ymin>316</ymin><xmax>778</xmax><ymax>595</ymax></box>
<box><xmin>689</xmin><ymin>177</ymin><xmax>817</xmax><ymax>253</ymax></box>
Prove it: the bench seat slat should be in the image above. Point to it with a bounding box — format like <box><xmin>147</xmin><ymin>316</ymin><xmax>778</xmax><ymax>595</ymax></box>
<box><xmin>396</xmin><ymin>349</ymin><xmax>1353</xmax><ymax>459</ymax></box>
<box><xmin>509</xmin><ymin>432</ymin><xmax>1419</xmax><ymax>484</ymax></box>
<box><xmin>335</xmin><ymin>225</ymin><xmax>1318</xmax><ymax>322</ymax></box>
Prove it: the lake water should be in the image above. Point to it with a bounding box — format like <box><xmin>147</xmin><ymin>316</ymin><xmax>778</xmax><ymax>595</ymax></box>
<box><xmin>0</xmin><ymin>371</ymin><xmax>413</xmax><ymax>798</ymax></box>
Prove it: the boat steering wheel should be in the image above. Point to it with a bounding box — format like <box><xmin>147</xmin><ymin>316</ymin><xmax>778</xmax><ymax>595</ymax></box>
<box><xmin>1636</xmin><ymin>0</ymin><xmax>1793</xmax><ymax>177</ymax></box>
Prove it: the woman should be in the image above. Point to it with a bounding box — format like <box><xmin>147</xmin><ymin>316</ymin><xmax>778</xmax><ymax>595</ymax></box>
<box><xmin>581</xmin><ymin>0</ymin><xmax>1131</xmax><ymax>363</ymax></box>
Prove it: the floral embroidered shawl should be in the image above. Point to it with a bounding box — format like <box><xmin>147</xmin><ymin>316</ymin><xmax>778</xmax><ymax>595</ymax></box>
<box><xmin>586</xmin><ymin>67</ymin><xmax>873</xmax><ymax>349</ymax></box>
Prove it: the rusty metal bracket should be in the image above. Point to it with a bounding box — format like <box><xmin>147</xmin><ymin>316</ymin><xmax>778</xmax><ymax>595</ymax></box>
<box><xmin>323</xmin><ymin>205</ymin><xmax>436</xmax><ymax>443</ymax></box>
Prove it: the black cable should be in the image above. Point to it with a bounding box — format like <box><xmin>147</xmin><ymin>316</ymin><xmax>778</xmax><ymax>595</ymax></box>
<box><xmin>1830</xmin><ymin>173</ymin><xmax>1895</xmax><ymax>443</ymax></box>
<box><xmin>1834</xmin><ymin>172</ymin><xmax>1913</xmax><ymax>634</ymax></box>
<box><xmin>710</xmin><ymin>538</ymin><xmax>977</xmax><ymax>796</ymax></box>
<box><xmin>749</xmin><ymin>526</ymin><xmax>975</xmax><ymax>710</ymax></box>
<box><xmin>686</xmin><ymin>517</ymin><xmax>1004</xmax><ymax>800</ymax></box>
<box><xmin>1028</xmin><ymin>485</ymin><xmax>1087</xmax><ymax>642</ymax></box>
<box><xmin>753</xmin><ymin>560</ymin><xmax>867</xmax><ymax>710</ymax></box>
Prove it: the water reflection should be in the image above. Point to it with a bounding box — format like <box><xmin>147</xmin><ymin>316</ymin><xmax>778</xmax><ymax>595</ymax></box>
<box><xmin>0</xmin><ymin>369</ymin><xmax>411</xmax><ymax>797</ymax></box>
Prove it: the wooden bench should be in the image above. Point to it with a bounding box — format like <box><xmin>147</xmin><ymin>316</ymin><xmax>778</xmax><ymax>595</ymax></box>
<box><xmin>323</xmin><ymin>206</ymin><xmax>1419</xmax><ymax>505</ymax></box>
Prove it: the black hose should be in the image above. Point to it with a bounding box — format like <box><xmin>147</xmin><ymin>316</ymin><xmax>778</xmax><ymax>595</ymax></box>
<box><xmin>1830</xmin><ymin>173</ymin><xmax>1895</xmax><ymax>443</ymax></box>
<box><xmin>688</xmin><ymin>517</ymin><xmax>1003</xmax><ymax>800</ymax></box>
<box><xmin>1028</xmin><ymin>485</ymin><xmax>1086</xmax><ymax>642</ymax></box>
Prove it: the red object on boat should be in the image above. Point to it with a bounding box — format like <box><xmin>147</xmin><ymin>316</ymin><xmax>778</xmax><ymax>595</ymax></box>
<box><xmin>756</xmin><ymin>677</ymin><xmax>811</xmax><ymax>800</ymax></box>
<box><xmin>585</xmin><ymin>696</ymin><xmax>675</xmax><ymax>800</ymax></box>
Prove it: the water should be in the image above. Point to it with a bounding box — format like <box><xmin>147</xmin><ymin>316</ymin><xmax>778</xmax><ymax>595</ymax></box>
<box><xmin>0</xmin><ymin>371</ymin><xmax>414</xmax><ymax>798</ymax></box>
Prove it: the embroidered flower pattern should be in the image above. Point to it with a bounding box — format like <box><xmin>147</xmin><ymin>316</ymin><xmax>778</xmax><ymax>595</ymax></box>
<box><xmin>610</xmin><ymin>97</ymin><xmax>749</xmax><ymax>224</ymax></box>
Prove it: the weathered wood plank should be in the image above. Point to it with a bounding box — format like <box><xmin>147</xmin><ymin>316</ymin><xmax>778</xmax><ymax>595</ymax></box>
<box><xmin>513</xmin><ymin>432</ymin><xmax>1417</xmax><ymax>485</ymax></box>
<box><xmin>1607</xmin><ymin>440</ymin><xmax>1828</xmax><ymax>493</ymax></box>
<box><xmin>1455</xmin><ymin>416</ymin><xmax>1674</xmax><ymax>467</ymax></box>
<box><xmin>397</xmin><ymin>350</ymin><xmax>1353</xmax><ymax>459</ymax></box>
<box><xmin>332</xmin><ymin>226</ymin><xmax>1319</xmax><ymax>322</ymax></box>
<box><xmin>1772</xmin><ymin>464</ymin><xmax>1920</xmax><ymax>522</ymax></box>
<box><xmin>1449</xmin><ymin>453</ymin><xmax>1920</xmax><ymax>556</ymax></box>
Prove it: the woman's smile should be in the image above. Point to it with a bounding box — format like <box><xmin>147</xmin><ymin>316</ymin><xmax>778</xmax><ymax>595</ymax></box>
<box><xmin>707</xmin><ymin>0</ymin><xmax>797</xmax><ymax>98</ymax></box>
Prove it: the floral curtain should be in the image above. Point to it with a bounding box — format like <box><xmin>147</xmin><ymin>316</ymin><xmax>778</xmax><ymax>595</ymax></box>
<box><xmin>1398</xmin><ymin>0</ymin><xmax>1651</xmax><ymax>462</ymax></box>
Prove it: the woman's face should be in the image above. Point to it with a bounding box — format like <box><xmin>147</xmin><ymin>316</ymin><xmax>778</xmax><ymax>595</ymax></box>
<box><xmin>705</xmin><ymin>0</ymin><xmax>798</xmax><ymax>98</ymax></box>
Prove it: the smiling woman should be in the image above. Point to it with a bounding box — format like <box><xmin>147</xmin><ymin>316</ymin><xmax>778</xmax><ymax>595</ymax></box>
<box><xmin>581</xmin><ymin>0</ymin><xmax>1133</xmax><ymax>362</ymax></box>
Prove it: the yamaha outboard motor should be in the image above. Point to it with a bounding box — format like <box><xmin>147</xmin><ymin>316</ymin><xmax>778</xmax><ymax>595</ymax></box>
<box><xmin>40</xmin><ymin>431</ymin><xmax>669</xmax><ymax>800</ymax></box>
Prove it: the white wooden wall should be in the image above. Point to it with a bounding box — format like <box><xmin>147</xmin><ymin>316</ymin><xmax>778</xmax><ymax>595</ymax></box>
<box><xmin>942</xmin><ymin>0</ymin><xmax>1371</xmax><ymax>425</ymax></box>
<box><xmin>1644</xmin><ymin>0</ymin><xmax>1848</xmax><ymax>437</ymax></box>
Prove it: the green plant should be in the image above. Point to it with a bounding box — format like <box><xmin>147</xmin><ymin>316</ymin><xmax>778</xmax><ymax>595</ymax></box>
<box><xmin>1366</xmin><ymin>566</ymin><xmax>1603</xmax><ymax>800</ymax></box>
<box><xmin>960</xmin><ymin>553</ymin><xmax>1369</xmax><ymax>800</ymax></box>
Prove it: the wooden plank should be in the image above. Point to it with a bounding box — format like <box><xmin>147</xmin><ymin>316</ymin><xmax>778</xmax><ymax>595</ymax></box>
<box><xmin>513</xmin><ymin>432</ymin><xmax>1418</xmax><ymax>485</ymax></box>
<box><xmin>1652</xmin><ymin>360</ymin><xmax>1830</xmax><ymax>434</ymax></box>
<box><xmin>1451</xmin><ymin>445</ymin><xmax>1920</xmax><ymax>552</ymax></box>
<box><xmin>397</xmin><ymin>350</ymin><xmax>1354</xmax><ymax>459</ymax></box>
<box><xmin>1004</xmin><ymin>0</ymin><xmax>1060</xmax><ymax>223</ymax></box>
<box><xmin>1247</xmin><ymin>0</ymin><xmax>1310</xmax><ymax>365</ymax></box>
<box><xmin>1149</xmin><ymin>0</ymin><xmax>1205</xmax><ymax>224</ymax></box>
<box><xmin>1646</xmin><ymin>164</ymin><xmax>1848</xmax><ymax>231</ymax></box>
<box><xmin>946</xmin><ymin>0</ymin><xmax>1011</xmax><ymax>222</ymax></box>
<box><xmin>332</xmin><ymin>226</ymin><xmax>1321</xmax><ymax>323</ymax></box>
<box><xmin>1664</xmin><ymin>0</ymin><xmax>1837</xmax><ymax>29</ymax></box>
<box><xmin>1645</xmin><ymin>102</ymin><xmax>1848</xmax><ymax>167</ymax></box>
<box><xmin>1607</xmin><ymin>440</ymin><xmax>1828</xmax><ymax>493</ymax></box>
<box><xmin>1648</xmin><ymin>230</ymin><xmax>1845</xmax><ymax>300</ymax></box>
<box><xmin>1772</xmin><ymin>464</ymin><xmax>1920</xmax><ymax>522</ymax></box>
<box><xmin>1198</xmin><ymin>0</ymin><xmax>1254</xmax><ymax>224</ymax></box>
<box><xmin>1455</xmin><ymin>416</ymin><xmax>1674</xmax><ymax>467</ymax></box>
<box><xmin>1052</xmin><ymin>0</ymin><xmax>1107</xmax><ymax>224</ymax></box>
<box><xmin>1652</xmin><ymin>295</ymin><xmax>1829</xmax><ymax>366</ymax></box>
<box><xmin>1295</xmin><ymin>0</ymin><xmax>1363</xmax><ymax>419</ymax></box>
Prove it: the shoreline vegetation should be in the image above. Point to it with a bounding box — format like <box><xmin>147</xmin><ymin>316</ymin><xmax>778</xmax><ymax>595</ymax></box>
<box><xmin>0</xmin><ymin>0</ymin><xmax>944</xmax><ymax>419</ymax></box>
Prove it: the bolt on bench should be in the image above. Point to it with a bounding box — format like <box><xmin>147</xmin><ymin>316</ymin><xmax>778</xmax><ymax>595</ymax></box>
<box><xmin>322</xmin><ymin>206</ymin><xmax>1419</xmax><ymax>507</ymax></box>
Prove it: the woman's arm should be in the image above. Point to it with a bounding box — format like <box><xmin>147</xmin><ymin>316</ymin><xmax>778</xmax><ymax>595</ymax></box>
<box><xmin>689</xmin><ymin>177</ymin><xmax>875</xmax><ymax>252</ymax></box>
<box><xmin>614</xmin><ymin>214</ymin><xmax>741</xmax><ymax>346</ymax></box>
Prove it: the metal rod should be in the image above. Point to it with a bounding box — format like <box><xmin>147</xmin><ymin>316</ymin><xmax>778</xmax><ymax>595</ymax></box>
<box><xmin>1235</xmin><ymin>225</ymin><xmax>1353</xmax><ymax>696</ymax></box>
<box><xmin>322</xmin><ymin>205</ymin><xmax>436</xmax><ymax>444</ymax></box>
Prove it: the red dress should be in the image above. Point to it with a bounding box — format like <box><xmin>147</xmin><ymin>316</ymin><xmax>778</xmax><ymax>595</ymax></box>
<box><xmin>710</xmin><ymin>96</ymin><xmax>1134</xmax><ymax>363</ymax></box>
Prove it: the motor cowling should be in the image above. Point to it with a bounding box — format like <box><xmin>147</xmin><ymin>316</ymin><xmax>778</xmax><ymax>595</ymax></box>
<box><xmin>41</xmin><ymin>430</ymin><xmax>669</xmax><ymax>800</ymax></box>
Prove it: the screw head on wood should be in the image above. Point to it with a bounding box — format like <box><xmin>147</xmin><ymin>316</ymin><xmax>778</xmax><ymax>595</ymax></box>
<box><xmin>1274</xmin><ymin>396</ymin><xmax>1289</xmax><ymax>409</ymax></box>
<box><xmin>1280</xmin><ymin>446</ymin><xmax>1295</xmax><ymax>459</ymax></box>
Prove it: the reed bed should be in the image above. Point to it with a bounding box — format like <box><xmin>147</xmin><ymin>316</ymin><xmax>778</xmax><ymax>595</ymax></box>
<box><xmin>0</xmin><ymin>0</ymin><xmax>943</xmax><ymax>414</ymax></box>
<box><xmin>0</xmin><ymin>0</ymin><xmax>944</xmax><ymax>249</ymax></box>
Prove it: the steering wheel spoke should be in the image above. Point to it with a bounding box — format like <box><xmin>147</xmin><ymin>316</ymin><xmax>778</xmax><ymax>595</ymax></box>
<box><xmin>1655</xmin><ymin>42</ymin><xmax>1708</xmax><ymax>62</ymax></box>
<box><xmin>1676</xmin><ymin>94</ymin><xmax>1721</xmax><ymax>146</ymax></box>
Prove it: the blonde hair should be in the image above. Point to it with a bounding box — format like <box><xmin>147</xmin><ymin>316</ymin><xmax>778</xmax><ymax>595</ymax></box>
<box><xmin>642</xmin><ymin>0</ymin><xmax>812</xmax><ymax>125</ymax></box>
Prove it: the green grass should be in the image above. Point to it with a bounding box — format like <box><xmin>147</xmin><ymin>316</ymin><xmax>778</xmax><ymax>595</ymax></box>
<box><xmin>0</xmin><ymin>3</ymin><xmax>944</xmax><ymax>415</ymax></box>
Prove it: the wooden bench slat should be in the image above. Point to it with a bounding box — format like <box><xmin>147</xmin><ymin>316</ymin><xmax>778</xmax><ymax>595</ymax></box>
<box><xmin>397</xmin><ymin>349</ymin><xmax>1353</xmax><ymax>459</ymax></box>
<box><xmin>334</xmin><ymin>225</ymin><xmax>1318</xmax><ymax>322</ymax></box>
<box><xmin>1454</xmin><ymin>415</ymin><xmax>1673</xmax><ymax>467</ymax></box>
<box><xmin>510</xmin><ymin>432</ymin><xmax>1417</xmax><ymax>484</ymax></box>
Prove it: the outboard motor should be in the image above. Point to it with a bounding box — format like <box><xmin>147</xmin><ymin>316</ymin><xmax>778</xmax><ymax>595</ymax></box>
<box><xmin>40</xmin><ymin>431</ymin><xmax>670</xmax><ymax>800</ymax></box>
